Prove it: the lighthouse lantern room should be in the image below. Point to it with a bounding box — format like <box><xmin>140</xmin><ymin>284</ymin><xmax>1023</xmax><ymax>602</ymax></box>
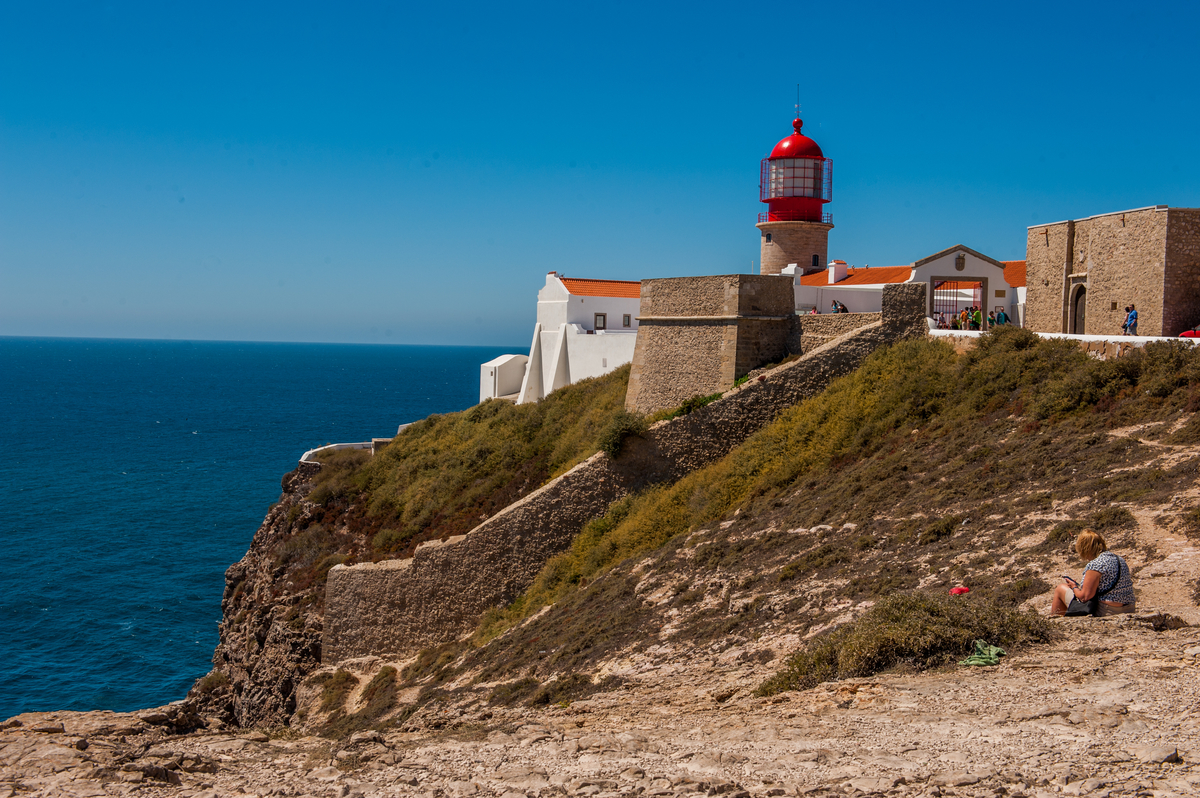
<box><xmin>756</xmin><ymin>117</ymin><xmax>835</xmax><ymax>276</ymax></box>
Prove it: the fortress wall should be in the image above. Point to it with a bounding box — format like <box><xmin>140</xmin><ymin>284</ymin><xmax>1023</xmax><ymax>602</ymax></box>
<box><xmin>1073</xmin><ymin>209</ymin><xmax>1167</xmax><ymax>336</ymax></box>
<box><xmin>1164</xmin><ymin>209</ymin><xmax>1200</xmax><ymax>336</ymax></box>
<box><xmin>323</xmin><ymin>283</ymin><xmax>928</xmax><ymax>663</ymax></box>
<box><xmin>626</xmin><ymin>275</ymin><xmax>797</xmax><ymax>415</ymax></box>
<box><xmin>1025</xmin><ymin>221</ymin><xmax>1073</xmax><ymax>334</ymax></box>
<box><xmin>797</xmin><ymin>312</ymin><xmax>881</xmax><ymax>353</ymax></box>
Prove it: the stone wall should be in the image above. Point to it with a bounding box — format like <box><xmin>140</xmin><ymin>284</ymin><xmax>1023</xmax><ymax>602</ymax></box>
<box><xmin>322</xmin><ymin>282</ymin><xmax>929</xmax><ymax>664</ymax></box>
<box><xmin>625</xmin><ymin>275</ymin><xmax>795</xmax><ymax>415</ymax></box>
<box><xmin>1023</xmin><ymin>207</ymin><xmax>1200</xmax><ymax>337</ymax></box>
<box><xmin>1025</xmin><ymin>220</ymin><xmax>1073</xmax><ymax>334</ymax></box>
<box><xmin>796</xmin><ymin>313</ymin><xmax>881</xmax><ymax>353</ymax></box>
<box><xmin>1164</xmin><ymin>209</ymin><xmax>1200</xmax><ymax>336</ymax></box>
<box><xmin>756</xmin><ymin>220</ymin><xmax>833</xmax><ymax>275</ymax></box>
<box><xmin>1075</xmin><ymin>208</ymin><xmax>1167</xmax><ymax>336</ymax></box>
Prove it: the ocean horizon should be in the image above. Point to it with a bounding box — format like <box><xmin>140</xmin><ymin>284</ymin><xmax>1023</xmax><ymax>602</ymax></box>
<box><xmin>0</xmin><ymin>335</ymin><xmax>519</xmax><ymax>721</ymax></box>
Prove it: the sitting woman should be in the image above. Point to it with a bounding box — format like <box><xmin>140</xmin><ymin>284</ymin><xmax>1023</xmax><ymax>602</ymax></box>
<box><xmin>1051</xmin><ymin>529</ymin><xmax>1135</xmax><ymax>616</ymax></box>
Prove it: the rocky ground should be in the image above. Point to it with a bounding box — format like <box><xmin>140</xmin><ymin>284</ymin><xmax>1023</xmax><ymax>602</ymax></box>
<box><xmin>6</xmin><ymin>602</ymin><xmax>1200</xmax><ymax>798</ymax></box>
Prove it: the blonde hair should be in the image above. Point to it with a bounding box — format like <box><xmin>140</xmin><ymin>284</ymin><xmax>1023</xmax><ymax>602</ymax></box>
<box><xmin>1076</xmin><ymin>529</ymin><xmax>1107</xmax><ymax>560</ymax></box>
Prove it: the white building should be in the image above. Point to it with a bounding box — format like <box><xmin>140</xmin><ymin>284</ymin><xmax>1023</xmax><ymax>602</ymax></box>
<box><xmin>479</xmin><ymin>271</ymin><xmax>642</xmax><ymax>404</ymax></box>
<box><xmin>790</xmin><ymin>245</ymin><xmax>1027</xmax><ymax>327</ymax></box>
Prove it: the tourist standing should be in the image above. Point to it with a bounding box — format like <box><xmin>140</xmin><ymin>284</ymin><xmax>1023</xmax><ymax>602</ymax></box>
<box><xmin>1124</xmin><ymin>304</ymin><xmax>1138</xmax><ymax>335</ymax></box>
<box><xmin>996</xmin><ymin>307</ymin><xmax>1010</xmax><ymax>326</ymax></box>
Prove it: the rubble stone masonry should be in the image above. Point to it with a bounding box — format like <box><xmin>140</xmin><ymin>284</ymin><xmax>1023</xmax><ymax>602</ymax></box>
<box><xmin>797</xmin><ymin>312</ymin><xmax>881</xmax><ymax>353</ymax></box>
<box><xmin>624</xmin><ymin>275</ymin><xmax>795</xmax><ymax>415</ymax></box>
<box><xmin>756</xmin><ymin>220</ymin><xmax>832</xmax><ymax>275</ymax></box>
<box><xmin>1025</xmin><ymin>206</ymin><xmax>1200</xmax><ymax>337</ymax></box>
<box><xmin>1164</xmin><ymin>209</ymin><xmax>1200</xmax><ymax>336</ymax></box>
<box><xmin>322</xmin><ymin>283</ymin><xmax>928</xmax><ymax>663</ymax></box>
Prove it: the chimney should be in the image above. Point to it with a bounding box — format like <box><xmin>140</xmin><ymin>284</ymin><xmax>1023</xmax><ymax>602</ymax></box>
<box><xmin>828</xmin><ymin>260</ymin><xmax>849</xmax><ymax>284</ymax></box>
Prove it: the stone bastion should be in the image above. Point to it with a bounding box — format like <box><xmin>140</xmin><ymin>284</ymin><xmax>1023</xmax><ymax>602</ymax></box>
<box><xmin>322</xmin><ymin>283</ymin><xmax>928</xmax><ymax>664</ymax></box>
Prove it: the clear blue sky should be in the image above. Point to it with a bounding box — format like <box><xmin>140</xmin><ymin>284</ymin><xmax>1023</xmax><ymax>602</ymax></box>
<box><xmin>3</xmin><ymin>1</ymin><xmax>1199</xmax><ymax>347</ymax></box>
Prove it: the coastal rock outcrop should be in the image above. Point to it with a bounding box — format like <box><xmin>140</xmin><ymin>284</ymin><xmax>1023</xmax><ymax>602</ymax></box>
<box><xmin>190</xmin><ymin>462</ymin><xmax>325</xmax><ymax>728</ymax></box>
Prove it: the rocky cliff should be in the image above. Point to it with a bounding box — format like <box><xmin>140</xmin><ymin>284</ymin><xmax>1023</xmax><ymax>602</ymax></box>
<box><xmin>193</xmin><ymin>462</ymin><xmax>326</xmax><ymax>728</ymax></box>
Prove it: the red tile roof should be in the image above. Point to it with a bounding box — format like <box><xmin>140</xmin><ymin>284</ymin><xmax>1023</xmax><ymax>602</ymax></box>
<box><xmin>797</xmin><ymin>266</ymin><xmax>913</xmax><ymax>286</ymax></box>
<box><xmin>559</xmin><ymin>277</ymin><xmax>642</xmax><ymax>298</ymax></box>
<box><xmin>1003</xmin><ymin>260</ymin><xmax>1026</xmax><ymax>288</ymax></box>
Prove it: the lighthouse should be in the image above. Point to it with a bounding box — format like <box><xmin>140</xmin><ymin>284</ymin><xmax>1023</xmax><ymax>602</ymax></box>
<box><xmin>756</xmin><ymin>117</ymin><xmax>833</xmax><ymax>275</ymax></box>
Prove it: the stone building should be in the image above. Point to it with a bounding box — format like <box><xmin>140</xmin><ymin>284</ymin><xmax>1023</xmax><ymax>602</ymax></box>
<box><xmin>1025</xmin><ymin>205</ymin><xmax>1200</xmax><ymax>336</ymax></box>
<box><xmin>625</xmin><ymin>275</ymin><xmax>797</xmax><ymax>414</ymax></box>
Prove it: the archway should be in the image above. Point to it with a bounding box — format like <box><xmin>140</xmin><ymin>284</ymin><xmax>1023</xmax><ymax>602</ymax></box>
<box><xmin>1071</xmin><ymin>286</ymin><xmax>1087</xmax><ymax>334</ymax></box>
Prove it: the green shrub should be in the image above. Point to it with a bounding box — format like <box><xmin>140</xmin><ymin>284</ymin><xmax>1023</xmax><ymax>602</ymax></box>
<box><xmin>1041</xmin><ymin>507</ymin><xmax>1135</xmax><ymax>552</ymax></box>
<box><xmin>918</xmin><ymin>515</ymin><xmax>962</xmax><ymax>545</ymax></box>
<box><xmin>649</xmin><ymin>392</ymin><xmax>725</xmax><ymax>423</ymax></box>
<box><xmin>281</xmin><ymin>364</ymin><xmax>632</xmax><ymax>565</ymax></box>
<box><xmin>779</xmin><ymin>544</ymin><xmax>849</xmax><ymax>581</ymax></box>
<box><xmin>314</xmin><ymin>670</ymin><xmax>358</xmax><ymax>713</ymax></box>
<box><xmin>194</xmin><ymin>671</ymin><xmax>229</xmax><ymax>695</ymax></box>
<box><xmin>276</xmin><ymin>525</ymin><xmax>335</xmax><ymax>570</ymax></box>
<box><xmin>756</xmin><ymin>593</ymin><xmax>1055</xmax><ymax>695</ymax></box>
<box><xmin>488</xmin><ymin>676</ymin><xmax>540</xmax><ymax>706</ymax></box>
<box><xmin>319</xmin><ymin>666</ymin><xmax>398</xmax><ymax>739</ymax></box>
<box><xmin>400</xmin><ymin>642</ymin><xmax>464</xmax><ymax>683</ymax></box>
<box><xmin>370</xmin><ymin>528</ymin><xmax>407</xmax><ymax>554</ymax></box>
<box><xmin>529</xmin><ymin>674</ymin><xmax>623</xmax><ymax>706</ymax></box>
<box><xmin>598</xmin><ymin>409</ymin><xmax>648</xmax><ymax>458</ymax></box>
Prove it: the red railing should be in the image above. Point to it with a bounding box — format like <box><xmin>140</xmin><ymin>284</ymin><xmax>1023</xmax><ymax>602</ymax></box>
<box><xmin>757</xmin><ymin>211</ymin><xmax>834</xmax><ymax>224</ymax></box>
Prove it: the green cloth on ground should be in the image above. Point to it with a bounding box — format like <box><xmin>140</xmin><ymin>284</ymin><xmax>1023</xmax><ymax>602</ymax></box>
<box><xmin>959</xmin><ymin>639</ymin><xmax>1006</xmax><ymax>666</ymax></box>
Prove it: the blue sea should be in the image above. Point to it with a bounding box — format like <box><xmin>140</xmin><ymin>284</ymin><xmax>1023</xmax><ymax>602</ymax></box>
<box><xmin>0</xmin><ymin>337</ymin><xmax>517</xmax><ymax>721</ymax></box>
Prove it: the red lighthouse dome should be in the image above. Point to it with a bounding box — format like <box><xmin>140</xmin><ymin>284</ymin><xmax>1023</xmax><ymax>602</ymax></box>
<box><xmin>768</xmin><ymin>118</ymin><xmax>825</xmax><ymax>159</ymax></box>
<box><xmin>759</xmin><ymin>118</ymin><xmax>832</xmax><ymax>223</ymax></box>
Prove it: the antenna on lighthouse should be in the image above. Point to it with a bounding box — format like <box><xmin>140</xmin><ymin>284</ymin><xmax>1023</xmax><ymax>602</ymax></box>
<box><xmin>795</xmin><ymin>84</ymin><xmax>800</xmax><ymax>119</ymax></box>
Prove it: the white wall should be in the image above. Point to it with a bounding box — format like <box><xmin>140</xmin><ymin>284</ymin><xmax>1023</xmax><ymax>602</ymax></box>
<box><xmin>536</xmin><ymin>272</ymin><xmax>640</xmax><ymax>332</ymax></box>
<box><xmin>911</xmin><ymin>250</ymin><xmax>1013</xmax><ymax>317</ymax></box>
<box><xmin>564</xmin><ymin>329</ymin><xmax>638</xmax><ymax>382</ymax></box>
<box><xmin>563</xmin><ymin>294</ymin><xmax>640</xmax><ymax>331</ymax></box>
<box><xmin>794</xmin><ymin>284</ymin><xmax>885</xmax><ymax>313</ymax></box>
<box><xmin>506</xmin><ymin>272</ymin><xmax>644</xmax><ymax>404</ymax></box>
<box><xmin>536</xmin><ymin>274</ymin><xmax>571</xmax><ymax>329</ymax></box>
<box><xmin>480</xmin><ymin>354</ymin><xmax>529</xmax><ymax>403</ymax></box>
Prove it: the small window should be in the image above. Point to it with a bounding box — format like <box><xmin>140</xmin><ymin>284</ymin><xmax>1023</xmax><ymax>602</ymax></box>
<box><xmin>1111</xmin><ymin>301</ymin><xmax>1118</xmax><ymax>311</ymax></box>
<box><xmin>765</xmin><ymin>233</ymin><xmax>772</xmax><ymax>243</ymax></box>
<box><xmin>995</xmin><ymin>289</ymin><xmax>1006</xmax><ymax>298</ymax></box>
<box><xmin>811</xmin><ymin>254</ymin><xmax>819</xmax><ymax>270</ymax></box>
<box><xmin>622</xmin><ymin>314</ymin><xmax>631</xmax><ymax>327</ymax></box>
<box><xmin>594</xmin><ymin>313</ymin><xmax>606</xmax><ymax>330</ymax></box>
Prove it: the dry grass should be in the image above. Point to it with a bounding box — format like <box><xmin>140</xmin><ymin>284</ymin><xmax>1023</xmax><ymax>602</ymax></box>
<box><xmin>756</xmin><ymin>593</ymin><xmax>1056</xmax><ymax>695</ymax></box>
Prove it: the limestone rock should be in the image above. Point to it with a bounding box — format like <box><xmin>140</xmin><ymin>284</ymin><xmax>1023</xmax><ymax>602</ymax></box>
<box><xmin>1130</xmin><ymin>746</ymin><xmax>1180</xmax><ymax>764</ymax></box>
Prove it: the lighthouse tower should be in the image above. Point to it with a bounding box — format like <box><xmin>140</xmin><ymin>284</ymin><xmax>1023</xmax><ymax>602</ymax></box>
<box><xmin>756</xmin><ymin>118</ymin><xmax>833</xmax><ymax>275</ymax></box>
